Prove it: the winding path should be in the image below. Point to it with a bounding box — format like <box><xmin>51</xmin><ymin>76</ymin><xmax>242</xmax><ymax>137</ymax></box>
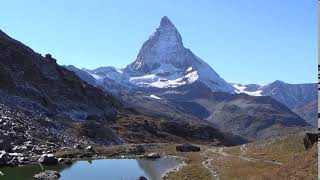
<box><xmin>200</xmin><ymin>148</ymin><xmax>220</xmax><ymax>180</ymax></box>
<box><xmin>200</xmin><ymin>145</ymin><xmax>283</xmax><ymax>179</ymax></box>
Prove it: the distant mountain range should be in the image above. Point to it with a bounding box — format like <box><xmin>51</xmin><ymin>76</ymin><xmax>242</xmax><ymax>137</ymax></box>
<box><xmin>64</xmin><ymin>16</ymin><xmax>315</xmax><ymax>140</ymax></box>
<box><xmin>232</xmin><ymin>81</ymin><xmax>317</xmax><ymax>126</ymax></box>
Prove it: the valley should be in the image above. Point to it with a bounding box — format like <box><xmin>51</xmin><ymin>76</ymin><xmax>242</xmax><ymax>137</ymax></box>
<box><xmin>0</xmin><ymin>15</ymin><xmax>317</xmax><ymax>180</ymax></box>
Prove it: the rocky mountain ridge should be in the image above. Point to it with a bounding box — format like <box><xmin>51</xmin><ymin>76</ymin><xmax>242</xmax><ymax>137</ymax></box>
<box><xmin>232</xmin><ymin>81</ymin><xmax>317</xmax><ymax>126</ymax></box>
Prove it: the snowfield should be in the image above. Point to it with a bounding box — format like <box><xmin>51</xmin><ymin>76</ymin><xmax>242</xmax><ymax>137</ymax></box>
<box><xmin>232</xmin><ymin>83</ymin><xmax>262</xmax><ymax>96</ymax></box>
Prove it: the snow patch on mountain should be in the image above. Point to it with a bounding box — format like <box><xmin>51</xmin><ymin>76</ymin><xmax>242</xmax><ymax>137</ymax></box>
<box><xmin>129</xmin><ymin>70</ymin><xmax>199</xmax><ymax>88</ymax></box>
<box><xmin>232</xmin><ymin>83</ymin><xmax>262</xmax><ymax>96</ymax></box>
<box><xmin>150</xmin><ymin>95</ymin><xmax>162</xmax><ymax>99</ymax></box>
<box><xmin>88</xmin><ymin>72</ymin><xmax>103</xmax><ymax>81</ymax></box>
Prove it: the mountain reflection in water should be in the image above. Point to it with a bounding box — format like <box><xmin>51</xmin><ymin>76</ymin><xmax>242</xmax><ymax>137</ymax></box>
<box><xmin>0</xmin><ymin>157</ymin><xmax>181</xmax><ymax>180</ymax></box>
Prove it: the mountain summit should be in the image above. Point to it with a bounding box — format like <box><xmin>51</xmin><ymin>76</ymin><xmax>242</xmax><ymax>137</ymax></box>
<box><xmin>121</xmin><ymin>16</ymin><xmax>234</xmax><ymax>92</ymax></box>
<box><xmin>125</xmin><ymin>16</ymin><xmax>184</xmax><ymax>73</ymax></box>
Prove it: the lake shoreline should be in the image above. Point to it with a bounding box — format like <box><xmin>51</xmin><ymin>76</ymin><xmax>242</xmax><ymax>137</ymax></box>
<box><xmin>0</xmin><ymin>143</ymin><xmax>191</xmax><ymax>180</ymax></box>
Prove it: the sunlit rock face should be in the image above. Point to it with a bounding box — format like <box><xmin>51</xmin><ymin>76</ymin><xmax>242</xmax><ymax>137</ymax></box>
<box><xmin>108</xmin><ymin>16</ymin><xmax>235</xmax><ymax>92</ymax></box>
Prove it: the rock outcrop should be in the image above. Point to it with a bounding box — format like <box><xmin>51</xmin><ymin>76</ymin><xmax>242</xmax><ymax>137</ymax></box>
<box><xmin>33</xmin><ymin>170</ymin><xmax>60</xmax><ymax>180</ymax></box>
<box><xmin>303</xmin><ymin>132</ymin><xmax>318</xmax><ymax>150</ymax></box>
<box><xmin>38</xmin><ymin>154</ymin><xmax>58</xmax><ymax>165</ymax></box>
<box><xmin>176</xmin><ymin>143</ymin><xmax>200</xmax><ymax>152</ymax></box>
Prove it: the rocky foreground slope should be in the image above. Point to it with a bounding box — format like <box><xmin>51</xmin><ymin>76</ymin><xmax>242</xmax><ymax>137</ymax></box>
<box><xmin>0</xmin><ymin>29</ymin><xmax>119</xmax><ymax>120</ymax></box>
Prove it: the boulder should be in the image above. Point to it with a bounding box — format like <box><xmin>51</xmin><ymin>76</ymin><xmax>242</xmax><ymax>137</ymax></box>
<box><xmin>145</xmin><ymin>153</ymin><xmax>160</xmax><ymax>159</ymax></box>
<box><xmin>38</xmin><ymin>154</ymin><xmax>58</xmax><ymax>165</ymax></box>
<box><xmin>46</xmin><ymin>142</ymin><xmax>58</xmax><ymax>147</ymax></box>
<box><xmin>8</xmin><ymin>153</ymin><xmax>24</xmax><ymax>157</ymax></box>
<box><xmin>85</xmin><ymin>146</ymin><xmax>94</xmax><ymax>152</ymax></box>
<box><xmin>45</xmin><ymin>54</ymin><xmax>57</xmax><ymax>63</ymax></box>
<box><xmin>33</xmin><ymin>170</ymin><xmax>60</xmax><ymax>180</ymax></box>
<box><xmin>73</xmin><ymin>144</ymin><xmax>83</xmax><ymax>150</ymax></box>
<box><xmin>12</xmin><ymin>145</ymin><xmax>28</xmax><ymax>153</ymax></box>
<box><xmin>0</xmin><ymin>150</ymin><xmax>9</xmax><ymax>165</ymax></box>
<box><xmin>176</xmin><ymin>143</ymin><xmax>200</xmax><ymax>152</ymax></box>
<box><xmin>7</xmin><ymin>157</ymin><xmax>19</xmax><ymax>167</ymax></box>
<box><xmin>18</xmin><ymin>156</ymin><xmax>30</xmax><ymax>164</ymax></box>
<box><xmin>303</xmin><ymin>132</ymin><xmax>318</xmax><ymax>150</ymax></box>
<box><xmin>32</xmin><ymin>146</ymin><xmax>45</xmax><ymax>154</ymax></box>
<box><xmin>57</xmin><ymin>158</ymin><xmax>64</xmax><ymax>163</ymax></box>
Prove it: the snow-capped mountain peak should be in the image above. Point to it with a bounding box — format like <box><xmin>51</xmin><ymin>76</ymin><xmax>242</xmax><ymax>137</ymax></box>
<box><xmin>125</xmin><ymin>16</ymin><xmax>184</xmax><ymax>74</ymax></box>
<box><xmin>120</xmin><ymin>16</ymin><xmax>234</xmax><ymax>92</ymax></box>
<box><xmin>76</xmin><ymin>16</ymin><xmax>234</xmax><ymax>93</ymax></box>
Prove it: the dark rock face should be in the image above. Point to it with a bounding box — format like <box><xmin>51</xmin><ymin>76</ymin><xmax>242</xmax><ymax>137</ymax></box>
<box><xmin>303</xmin><ymin>133</ymin><xmax>318</xmax><ymax>150</ymax></box>
<box><xmin>0</xmin><ymin>30</ymin><xmax>119</xmax><ymax>120</ymax></box>
<box><xmin>176</xmin><ymin>143</ymin><xmax>200</xmax><ymax>152</ymax></box>
<box><xmin>33</xmin><ymin>170</ymin><xmax>60</xmax><ymax>180</ymax></box>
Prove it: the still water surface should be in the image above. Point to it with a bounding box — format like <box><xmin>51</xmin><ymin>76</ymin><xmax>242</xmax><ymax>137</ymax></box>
<box><xmin>0</xmin><ymin>157</ymin><xmax>180</xmax><ymax>180</ymax></box>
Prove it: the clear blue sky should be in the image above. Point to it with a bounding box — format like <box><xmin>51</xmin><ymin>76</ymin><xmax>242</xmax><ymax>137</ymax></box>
<box><xmin>0</xmin><ymin>0</ymin><xmax>317</xmax><ymax>84</ymax></box>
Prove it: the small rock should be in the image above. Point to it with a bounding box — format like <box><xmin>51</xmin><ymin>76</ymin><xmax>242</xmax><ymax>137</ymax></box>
<box><xmin>145</xmin><ymin>153</ymin><xmax>160</xmax><ymax>159</ymax></box>
<box><xmin>46</xmin><ymin>150</ymin><xmax>55</xmax><ymax>154</ymax></box>
<box><xmin>32</xmin><ymin>146</ymin><xmax>45</xmax><ymax>154</ymax></box>
<box><xmin>33</xmin><ymin>170</ymin><xmax>60</xmax><ymax>180</ymax></box>
<box><xmin>73</xmin><ymin>144</ymin><xmax>83</xmax><ymax>150</ymax></box>
<box><xmin>46</xmin><ymin>142</ymin><xmax>58</xmax><ymax>147</ymax></box>
<box><xmin>85</xmin><ymin>146</ymin><xmax>94</xmax><ymax>152</ymax></box>
<box><xmin>60</xmin><ymin>147</ymin><xmax>70</xmax><ymax>151</ymax></box>
<box><xmin>45</xmin><ymin>54</ymin><xmax>52</xmax><ymax>59</ymax></box>
<box><xmin>176</xmin><ymin>143</ymin><xmax>200</xmax><ymax>152</ymax></box>
<box><xmin>38</xmin><ymin>154</ymin><xmax>58</xmax><ymax>165</ymax></box>
<box><xmin>18</xmin><ymin>156</ymin><xmax>30</xmax><ymax>164</ymax></box>
<box><xmin>8</xmin><ymin>153</ymin><xmax>24</xmax><ymax>157</ymax></box>
<box><xmin>0</xmin><ymin>171</ymin><xmax>4</xmax><ymax>176</ymax></box>
<box><xmin>12</xmin><ymin>145</ymin><xmax>28</xmax><ymax>153</ymax></box>
<box><xmin>57</xmin><ymin>158</ymin><xmax>64</xmax><ymax>163</ymax></box>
